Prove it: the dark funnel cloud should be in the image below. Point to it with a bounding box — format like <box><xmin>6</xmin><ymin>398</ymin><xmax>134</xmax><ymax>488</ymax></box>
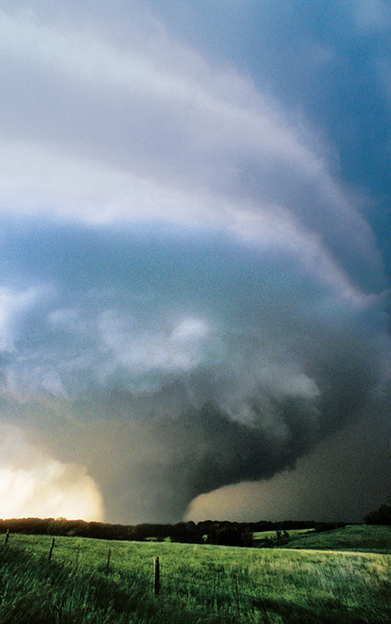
<box><xmin>0</xmin><ymin>220</ymin><xmax>386</xmax><ymax>523</ymax></box>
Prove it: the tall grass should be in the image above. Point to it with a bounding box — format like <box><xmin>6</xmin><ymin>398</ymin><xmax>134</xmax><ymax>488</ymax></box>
<box><xmin>1</xmin><ymin>533</ymin><xmax>390</xmax><ymax>623</ymax></box>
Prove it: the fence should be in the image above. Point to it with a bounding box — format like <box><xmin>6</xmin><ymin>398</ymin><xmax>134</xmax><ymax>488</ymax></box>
<box><xmin>2</xmin><ymin>532</ymin><xmax>273</xmax><ymax>620</ymax></box>
<box><xmin>6</xmin><ymin>530</ymin><xmax>381</xmax><ymax>624</ymax></box>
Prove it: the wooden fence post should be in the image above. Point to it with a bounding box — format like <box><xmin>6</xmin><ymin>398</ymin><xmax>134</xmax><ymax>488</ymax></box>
<box><xmin>154</xmin><ymin>556</ymin><xmax>160</xmax><ymax>596</ymax></box>
<box><xmin>106</xmin><ymin>548</ymin><xmax>111</xmax><ymax>577</ymax></box>
<box><xmin>4</xmin><ymin>529</ymin><xmax>9</xmax><ymax>545</ymax></box>
<box><xmin>48</xmin><ymin>538</ymin><xmax>55</xmax><ymax>561</ymax></box>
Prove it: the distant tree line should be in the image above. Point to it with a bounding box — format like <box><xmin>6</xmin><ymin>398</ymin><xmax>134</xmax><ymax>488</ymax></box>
<box><xmin>364</xmin><ymin>497</ymin><xmax>391</xmax><ymax>525</ymax></box>
<box><xmin>0</xmin><ymin>517</ymin><xmax>344</xmax><ymax>546</ymax></box>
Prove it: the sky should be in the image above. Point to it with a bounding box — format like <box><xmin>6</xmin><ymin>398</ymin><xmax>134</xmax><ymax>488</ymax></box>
<box><xmin>0</xmin><ymin>0</ymin><xmax>390</xmax><ymax>524</ymax></box>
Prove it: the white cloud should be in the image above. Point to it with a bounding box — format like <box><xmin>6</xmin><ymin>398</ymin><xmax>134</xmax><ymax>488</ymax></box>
<box><xmin>0</xmin><ymin>6</ymin><xmax>383</xmax><ymax>298</ymax></box>
<box><xmin>98</xmin><ymin>311</ymin><xmax>212</xmax><ymax>375</ymax></box>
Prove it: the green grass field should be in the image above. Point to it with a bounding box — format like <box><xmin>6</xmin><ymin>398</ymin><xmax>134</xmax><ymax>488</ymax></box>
<box><xmin>284</xmin><ymin>524</ymin><xmax>391</xmax><ymax>553</ymax></box>
<box><xmin>0</xmin><ymin>527</ymin><xmax>390</xmax><ymax>623</ymax></box>
<box><xmin>253</xmin><ymin>528</ymin><xmax>314</xmax><ymax>544</ymax></box>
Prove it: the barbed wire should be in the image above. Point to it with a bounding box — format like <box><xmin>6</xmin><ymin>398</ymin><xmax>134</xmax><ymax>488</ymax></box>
<box><xmin>2</xmin><ymin>535</ymin><xmax>374</xmax><ymax>623</ymax></box>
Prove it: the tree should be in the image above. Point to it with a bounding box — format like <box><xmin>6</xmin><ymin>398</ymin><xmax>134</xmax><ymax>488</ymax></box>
<box><xmin>364</xmin><ymin>497</ymin><xmax>391</xmax><ymax>525</ymax></box>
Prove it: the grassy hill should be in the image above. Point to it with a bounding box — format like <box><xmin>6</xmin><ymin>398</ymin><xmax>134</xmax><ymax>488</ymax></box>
<box><xmin>1</xmin><ymin>528</ymin><xmax>390</xmax><ymax>623</ymax></box>
<box><xmin>252</xmin><ymin>524</ymin><xmax>391</xmax><ymax>553</ymax></box>
<box><xmin>285</xmin><ymin>524</ymin><xmax>391</xmax><ymax>553</ymax></box>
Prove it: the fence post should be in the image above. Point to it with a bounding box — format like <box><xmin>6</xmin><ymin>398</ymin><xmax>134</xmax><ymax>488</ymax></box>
<box><xmin>235</xmin><ymin>572</ymin><xmax>241</xmax><ymax>617</ymax></box>
<box><xmin>48</xmin><ymin>538</ymin><xmax>55</xmax><ymax>561</ymax></box>
<box><xmin>154</xmin><ymin>556</ymin><xmax>160</xmax><ymax>596</ymax></box>
<box><xmin>4</xmin><ymin>529</ymin><xmax>9</xmax><ymax>545</ymax></box>
<box><xmin>106</xmin><ymin>548</ymin><xmax>111</xmax><ymax>577</ymax></box>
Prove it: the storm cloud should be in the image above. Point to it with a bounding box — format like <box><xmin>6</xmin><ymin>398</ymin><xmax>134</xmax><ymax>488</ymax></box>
<box><xmin>0</xmin><ymin>1</ymin><xmax>390</xmax><ymax>523</ymax></box>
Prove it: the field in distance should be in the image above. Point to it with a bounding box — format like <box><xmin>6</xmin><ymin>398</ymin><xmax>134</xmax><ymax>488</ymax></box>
<box><xmin>253</xmin><ymin>524</ymin><xmax>391</xmax><ymax>554</ymax></box>
<box><xmin>1</xmin><ymin>526</ymin><xmax>391</xmax><ymax>624</ymax></box>
<box><xmin>284</xmin><ymin>524</ymin><xmax>391</xmax><ymax>553</ymax></box>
